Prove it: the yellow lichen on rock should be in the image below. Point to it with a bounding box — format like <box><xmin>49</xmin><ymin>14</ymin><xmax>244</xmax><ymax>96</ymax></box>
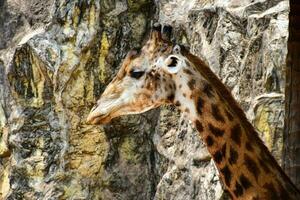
<box><xmin>0</xmin><ymin>164</ymin><xmax>10</xmax><ymax>198</ymax></box>
<box><xmin>0</xmin><ymin>141</ymin><xmax>9</xmax><ymax>158</ymax></box>
<box><xmin>89</xmin><ymin>4</ymin><xmax>96</xmax><ymax>31</ymax></box>
<box><xmin>61</xmin><ymin>178</ymin><xmax>86</xmax><ymax>200</ymax></box>
<box><xmin>60</xmin><ymin>48</ymin><xmax>98</xmax><ymax>110</ymax></box>
<box><xmin>72</xmin><ymin>6</ymin><xmax>81</xmax><ymax>28</ymax></box>
<box><xmin>98</xmin><ymin>32</ymin><xmax>110</xmax><ymax>83</ymax></box>
<box><xmin>63</xmin><ymin>19</ymin><xmax>74</xmax><ymax>38</ymax></box>
<box><xmin>119</xmin><ymin>136</ymin><xmax>140</xmax><ymax>163</ymax></box>
<box><xmin>61</xmin><ymin>43</ymin><xmax>80</xmax><ymax>68</ymax></box>
<box><xmin>29</xmin><ymin>52</ymin><xmax>45</xmax><ymax>108</ymax></box>
<box><xmin>255</xmin><ymin>106</ymin><xmax>272</xmax><ymax>149</ymax></box>
<box><xmin>129</xmin><ymin>13</ymin><xmax>147</xmax><ymax>42</ymax></box>
<box><xmin>0</xmin><ymin>127</ymin><xmax>10</xmax><ymax>157</ymax></box>
<box><xmin>24</xmin><ymin>158</ymin><xmax>45</xmax><ymax>178</ymax></box>
<box><xmin>0</xmin><ymin>105</ymin><xmax>6</xmax><ymax>133</ymax></box>
<box><xmin>0</xmin><ymin>128</ymin><xmax>10</xmax><ymax>197</ymax></box>
<box><xmin>85</xmin><ymin>72</ymin><xmax>95</xmax><ymax>104</ymax></box>
<box><xmin>68</xmin><ymin>127</ymin><xmax>108</xmax><ymax>177</ymax></box>
<box><xmin>62</xmin><ymin>127</ymin><xmax>109</xmax><ymax>199</ymax></box>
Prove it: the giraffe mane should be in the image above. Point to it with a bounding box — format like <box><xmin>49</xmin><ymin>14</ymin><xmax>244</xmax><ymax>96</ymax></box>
<box><xmin>181</xmin><ymin>47</ymin><xmax>300</xmax><ymax>193</ymax></box>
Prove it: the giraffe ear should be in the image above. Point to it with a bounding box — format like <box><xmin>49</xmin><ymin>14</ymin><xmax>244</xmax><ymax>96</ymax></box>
<box><xmin>163</xmin><ymin>55</ymin><xmax>184</xmax><ymax>74</ymax></box>
<box><xmin>150</xmin><ymin>22</ymin><xmax>162</xmax><ymax>40</ymax></box>
<box><xmin>162</xmin><ymin>25</ymin><xmax>173</xmax><ymax>41</ymax></box>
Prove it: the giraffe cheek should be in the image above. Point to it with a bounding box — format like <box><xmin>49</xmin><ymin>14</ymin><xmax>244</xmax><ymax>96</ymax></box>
<box><xmin>138</xmin><ymin>92</ymin><xmax>152</xmax><ymax>103</ymax></box>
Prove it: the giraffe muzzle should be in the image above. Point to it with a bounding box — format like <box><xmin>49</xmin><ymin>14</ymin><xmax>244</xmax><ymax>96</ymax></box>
<box><xmin>86</xmin><ymin>104</ymin><xmax>112</xmax><ymax>124</ymax></box>
<box><xmin>86</xmin><ymin>112</ymin><xmax>112</xmax><ymax>125</ymax></box>
<box><xmin>86</xmin><ymin>112</ymin><xmax>104</xmax><ymax>125</ymax></box>
<box><xmin>86</xmin><ymin>101</ymin><xmax>121</xmax><ymax>125</ymax></box>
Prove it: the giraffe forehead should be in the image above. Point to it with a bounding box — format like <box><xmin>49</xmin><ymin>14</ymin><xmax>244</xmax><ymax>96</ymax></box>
<box><xmin>143</xmin><ymin>39</ymin><xmax>173</xmax><ymax>55</ymax></box>
<box><xmin>117</xmin><ymin>42</ymin><xmax>173</xmax><ymax>79</ymax></box>
<box><xmin>126</xmin><ymin>57</ymin><xmax>153</xmax><ymax>72</ymax></box>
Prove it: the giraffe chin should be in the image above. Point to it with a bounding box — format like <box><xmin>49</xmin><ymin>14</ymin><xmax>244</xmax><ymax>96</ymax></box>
<box><xmin>86</xmin><ymin>114</ymin><xmax>112</xmax><ymax>125</ymax></box>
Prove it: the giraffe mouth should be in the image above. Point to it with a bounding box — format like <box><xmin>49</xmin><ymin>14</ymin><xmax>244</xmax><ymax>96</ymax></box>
<box><xmin>86</xmin><ymin>112</ymin><xmax>113</xmax><ymax>125</ymax></box>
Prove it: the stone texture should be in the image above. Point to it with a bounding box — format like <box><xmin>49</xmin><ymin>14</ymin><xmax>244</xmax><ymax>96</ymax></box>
<box><xmin>0</xmin><ymin>0</ymin><xmax>290</xmax><ymax>199</ymax></box>
<box><xmin>153</xmin><ymin>108</ymin><xmax>228</xmax><ymax>200</ymax></box>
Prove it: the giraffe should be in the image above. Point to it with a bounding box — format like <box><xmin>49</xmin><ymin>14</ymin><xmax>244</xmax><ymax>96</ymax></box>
<box><xmin>86</xmin><ymin>24</ymin><xmax>300</xmax><ymax>199</ymax></box>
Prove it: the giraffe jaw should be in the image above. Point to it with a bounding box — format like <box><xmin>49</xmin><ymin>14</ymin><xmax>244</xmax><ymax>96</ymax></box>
<box><xmin>86</xmin><ymin>105</ymin><xmax>119</xmax><ymax>125</ymax></box>
<box><xmin>86</xmin><ymin>112</ymin><xmax>112</xmax><ymax>125</ymax></box>
<box><xmin>86</xmin><ymin>103</ymin><xmax>159</xmax><ymax>125</ymax></box>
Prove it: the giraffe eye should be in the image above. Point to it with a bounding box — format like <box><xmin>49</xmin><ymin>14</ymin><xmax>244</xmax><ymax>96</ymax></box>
<box><xmin>130</xmin><ymin>69</ymin><xmax>145</xmax><ymax>79</ymax></box>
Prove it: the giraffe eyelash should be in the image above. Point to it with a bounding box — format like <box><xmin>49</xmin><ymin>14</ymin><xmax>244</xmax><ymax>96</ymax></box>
<box><xmin>129</xmin><ymin>69</ymin><xmax>145</xmax><ymax>79</ymax></box>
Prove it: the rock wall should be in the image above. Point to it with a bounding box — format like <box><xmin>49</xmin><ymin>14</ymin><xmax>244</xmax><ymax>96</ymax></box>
<box><xmin>0</xmin><ymin>0</ymin><xmax>290</xmax><ymax>199</ymax></box>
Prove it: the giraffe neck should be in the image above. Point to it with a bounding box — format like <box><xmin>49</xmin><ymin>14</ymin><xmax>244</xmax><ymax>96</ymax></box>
<box><xmin>172</xmin><ymin>53</ymin><xmax>300</xmax><ymax>199</ymax></box>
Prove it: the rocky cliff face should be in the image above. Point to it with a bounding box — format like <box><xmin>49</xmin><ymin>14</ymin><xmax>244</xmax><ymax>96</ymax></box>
<box><xmin>0</xmin><ymin>0</ymin><xmax>289</xmax><ymax>199</ymax></box>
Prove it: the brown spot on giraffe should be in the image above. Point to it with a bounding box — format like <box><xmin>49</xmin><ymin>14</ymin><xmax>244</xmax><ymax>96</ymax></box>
<box><xmin>231</xmin><ymin>124</ymin><xmax>242</xmax><ymax>146</ymax></box>
<box><xmin>167</xmin><ymin>93</ymin><xmax>175</xmax><ymax>102</ymax></box>
<box><xmin>195</xmin><ymin>120</ymin><xmax>203</xmax><ymax>132</ymax></box>
<box><xmin>175</xmin><ymin>101</ymin><xmax>181</xmax><ymax>107</ymax></box>
<box><xmin>185</xmin><ymin>60</ymin><xmax>191</xmax><ymax>67</ymax></box>
<box><xmin>258</xmin><ymin>157</ymin><xmax>271</xmax><ymax>173</ymax></box>
<box><xmin>184</xmin><ymin>108</ymin><xmax>190</xmax><ymax>113</ymax></box>
<box><xmin>229</xmin><ymin>146</ymin><xmax>238</xmax><ymax>165</ymax></box>
<box><xmin>263</xmin><ymin>183</ymin><xmax>279</xmax><ymax>199</ymax></box>
<box><xmin>206</xmin><ymin>136</ymin><xmax>214</xmax><ymax>147</ymax></box>
<box><xmin>245</xmin><ymin>141</ymin><xmax>254</xmax><ymax>152</ymax></box>
<box><xmin>213</xmin><ymin>150</ymin><xmax>223</xmax><ymax>164</ymax></box>
<box><xmin>203</xmin><ymin>83</ymin><xmax>214</xmax><ymax>98</ymax></box>
<box><xmin>225</xmin><ymin>109</ymin><xmax>234</xmax><ymax>121</ymax></box>
<box><xmin>211</xmin><ymin>103</ymin><xmax>225</xmax><ymax>122</ymax></box>
<box><xmin>187</xmin><ymin>79</ymin><xmax>196</xmax><ymax>90</ymax></box>
<box><xmin>221</xmin><ymin>143</ymin><xmax>227</xmax><ymax>156</ymax></box>
<box><xmin>183</xmin><ymin>68</ymin><xmax>193</xmax><ymax>75</ymax></box>
<box><xmin>213</xmin><ymin>143</ymin><xmax>227</xmax><ymax>164</ymax></box>
<box><xmin>173</xmin><ymin>83</ymin><xmax>176</xmax><ymax>90</ymax></box>
<box><xmin>196</xmin><ymin>96</ymin><xmax>204</xmax><ymax>115</ymax></box>
<box><xmin>154</xmin><ymin>73</ymin><xmax>160</xmax><ymax>80</ymax></box>
<box><xmin>234</xmin><ymin>181</ymin><xmax>244</xmax><ymax>197</ymax></box>
<box><xmin>244</xmin><ymin>154</ymin><xmax>260</xmax><ymax>180</ymax></box>
<box><xmin>208</xmin><ymin>123</ymin><xmax>224</xmax><ymax>137</ymax></box>
<box><xmin>239</xmin><ymin>174</ymin><xmax>252</xmax><ymax>190</ymax></box>
<box><xmin>221</xmin><ymin>165</ymin><xmax>232</xmax><ymax>187</ymax></box>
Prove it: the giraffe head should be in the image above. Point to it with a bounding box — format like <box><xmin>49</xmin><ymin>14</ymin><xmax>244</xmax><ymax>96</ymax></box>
<box><xmin>87</xmin><ymin>24</ymin><xmax>188</xmax><ymax>124</ymax></box>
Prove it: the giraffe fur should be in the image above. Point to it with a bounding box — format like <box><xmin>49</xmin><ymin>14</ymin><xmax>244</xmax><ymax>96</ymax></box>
<box><xmin>87</xmin><ymin>24</ymin><xmax>300</xmax><ymax>200</ymax></box>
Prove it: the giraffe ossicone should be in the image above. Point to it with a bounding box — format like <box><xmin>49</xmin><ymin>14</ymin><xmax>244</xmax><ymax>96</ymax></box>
<box><xmin>87</xmin><ymin>24</ymin><xmax>300</xmax><ymax>199</ymax></box>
